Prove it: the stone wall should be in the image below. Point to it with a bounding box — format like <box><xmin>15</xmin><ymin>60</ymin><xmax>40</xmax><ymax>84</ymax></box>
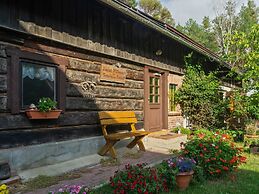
<box><xmin>0</xmin><ymin>43</ymin><xmax>144</xmax><ymax>148</ymax></box>
<box><xmin>168</xmin><ymin>73</ymin><xmax>184</xmax><ymax>129</ymax></box>
<box><xmin>0</xmin><ymin>45</ymin><xmax>7</xmax><ymax>111</ymax></box>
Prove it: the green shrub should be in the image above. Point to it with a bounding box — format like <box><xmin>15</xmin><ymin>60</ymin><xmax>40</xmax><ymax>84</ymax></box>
<box><xmin>171</xmin><ymin>127</ymin><xmax>191</xmax><ymax>136</ymax></box>
<box><xmin>110</xmin><ymin>163</ymin><xmax>166</xmax><ymax>194</ymax></box>
<box><xmin>156</xmin><ymin>161</ymin><xmax>178</xmax><ymax>191</ymax></box>
<box><xmin>175</xmin><ymin>60</ymin><xmax>222</xmax><ymax>129</ymax></box>
<box><xmin>181</xmin><ymin>130</ymin><xmax>246</xmax><ymax>179</ymax></box>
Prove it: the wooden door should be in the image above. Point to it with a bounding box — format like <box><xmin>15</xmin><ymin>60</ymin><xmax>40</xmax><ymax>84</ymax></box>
<box><xmin>147</xmin><ymin>71</ymin><xmax>162</xmax><ymax>131</ymax></box>
<box><xmin>144</xmin><ymin>67</ymin><xmax>168</xmax><ymax>131</ymax></box>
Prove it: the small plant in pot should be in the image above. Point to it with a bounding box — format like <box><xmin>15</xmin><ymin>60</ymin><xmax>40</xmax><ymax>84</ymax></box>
<box><xmin>166</xmin><ymin>156</ymin><xmax>196</xmax><ymax>191</ymax></box>
<box><xmin>249</xmin><ymin>140</ymin><xmax>259</xmax><ymax>154</ymax></box>
<box><xmin>25</xmin><ymin>97</ymin><xmax>62</xmax><ymax>119</ymax></box>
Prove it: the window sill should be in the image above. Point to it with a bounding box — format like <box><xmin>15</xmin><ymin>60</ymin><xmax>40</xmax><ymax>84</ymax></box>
<box><xmin>168</xmin><ymin>112</ymin><xmax>181</xmax><ymax>116</ymax></box>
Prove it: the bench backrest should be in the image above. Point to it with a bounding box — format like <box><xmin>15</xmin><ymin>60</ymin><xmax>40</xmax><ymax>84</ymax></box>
<box><xmin>99</xmin><ymin>111</ymin><xmax>138</xmax><ymax>136</ymax></box>
<box><xmin>99</xmin><ymin>111</ymin><xmax>137</xmax><ymax>126</ymax></box>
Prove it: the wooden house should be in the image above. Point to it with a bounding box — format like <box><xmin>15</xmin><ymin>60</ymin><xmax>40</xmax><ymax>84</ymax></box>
<box><xmin>0</xmin><ymin>0</ymin><xmax>234</xmax><ymax>174</ymax></box>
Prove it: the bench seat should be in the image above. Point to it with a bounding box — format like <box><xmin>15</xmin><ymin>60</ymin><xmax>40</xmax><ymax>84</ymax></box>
<box><xmin>105</xmin><ymin>131</ymin><xmax>149</xmax><ymax>140</ymax></box>
<box><xmin>98</xmin><ymin>111</ymin><xmax>150</xmax><ymax>158</ymax></box>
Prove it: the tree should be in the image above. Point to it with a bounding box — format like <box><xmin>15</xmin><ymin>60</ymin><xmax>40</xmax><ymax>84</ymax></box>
<box><xmin>213</xmin><ymin>0</ymin><xmax>239</xmax><ymax>56</ymax></box>
<box><xmin>176</xmin><ymin>17</ymin><xmax>217</xmax><ymax>52</ymax></box>
<box><xmin>119</xmin><ymin>0</ymin><xmax>138</xmax><ymax>8</ymax></box>
<box><xmin>238</xmin><ymin>0</ymin><xmax>259</xmax><ymax>34</ymax></box>
<box><xmin>225</xmin><ymin>24</ymin><xmax>259</xmax><ymax>123</ymax></box>
<box><xmin>139</xmin><ymin>0</ymin><xmax>175</xmax><ymax>26</ymax></box>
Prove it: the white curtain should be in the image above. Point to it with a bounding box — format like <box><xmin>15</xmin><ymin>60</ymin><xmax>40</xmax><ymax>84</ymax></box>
<box><xmin>22</xmin><ymin>63</ymin><xmax>55</xmax><ymax>81</ymax></box>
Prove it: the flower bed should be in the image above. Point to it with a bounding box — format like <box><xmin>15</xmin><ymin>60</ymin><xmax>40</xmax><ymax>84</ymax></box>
<box><xmin>48</xmin><ymin>185</ymin><xmax>90</xmax><ymax>194</ymax></box>
<box><xmin>110</xmin><ymin>163</ymin><xmax>167</xmax><ymax>194</ymax></box>
<box><xmin>181</xmin><ymin>129</ymin><xmax>246</xmax><ymax>178</ymax></box>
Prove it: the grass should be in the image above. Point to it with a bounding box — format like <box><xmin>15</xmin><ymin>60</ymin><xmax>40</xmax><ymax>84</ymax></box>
<box><xmin>92</xmin><ymin>153</ymin><xmax>259</xmax><ymax>194</ymax></box>
<box><xmin>9</xmin><ymin>171</ymin><xmax>83</xmax><ymax>193</ymax></box>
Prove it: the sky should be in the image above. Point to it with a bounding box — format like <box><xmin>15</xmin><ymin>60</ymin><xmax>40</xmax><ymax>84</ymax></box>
<box><xmin>161</xmin><ymin>0</ymin><xmax>259</xmax><ymax>25</ymax></box>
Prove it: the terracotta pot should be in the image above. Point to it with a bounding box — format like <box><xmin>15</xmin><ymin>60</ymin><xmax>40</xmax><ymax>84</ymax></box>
<box><xmin>250</xmin><ymin>146</ymin><xmax>259</xmax><ymax>154</ymax></box>
<box><xmin>176</xmin><ymin>170</ymin><xmax>194</xmax><ymax>191</ymax></box>
<box><xmin>25</xmin><ymin>109</ymin><xmax>62</xmax><ymax>119</ymax></box>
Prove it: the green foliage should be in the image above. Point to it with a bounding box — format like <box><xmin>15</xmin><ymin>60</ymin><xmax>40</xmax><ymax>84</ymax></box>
<box><xmin>238</xmin><ymin>0</ymin><xmax>259</xmax><ymax>34</ymax></box>
<box><xmin>37</xmin><ymin>97</ymin><xmax>57</xmax><ymax>112</ymax></box>
<box><xmin>244</xmin><ymin>137</ymin><xmax>259</xmax><ymax>148</ymax></box>
<box><xmin>120</xmin><ymin>0</ymin><xmax>137</xmax><ymax>8</ymax></box>
<box><xmin>110</xmin><ymin>163</ymin><xmax>166</xmax><ymax>194</ymax></box>
<box><xmin>175</xmin><ymin>57</ymin><xmax>222</xmax><ymax>129</ymax></box>
<box><xmin>139</xmin><ymin>0</ymin><xmax>174</xmax><ymax>26</ymax></box>
<box><xmin>215</xmin><ymin>128</ymin><xmax>244</xmax><ymax>141</ymax></box>
<box><xmin>157</xmin><ymin>162</ymin><xmax>177</xmax><ymax>191</ymax></box>
<box><xmin>181</xmin><ymin>130</ymin><xmax>246</xmax><ymax>179</ymax></box>
<box><xmin>225</xmin><ymin>24</ymin><xmax>259</xmax><ymax>121</ymax></box>
<box><xmin>177</xmin><ymin>17</ymin><xmax>218</xmax><ymax>52</ymax></box>
<box><xmin>171</xmin><ymin>127</ymin><xmax>191</xmax><ymax>136</ymax></box>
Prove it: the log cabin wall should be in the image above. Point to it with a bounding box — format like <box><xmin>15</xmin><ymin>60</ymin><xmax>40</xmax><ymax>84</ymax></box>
<box><xmin>0</xmin><ymin>40</ymin><xmax>145</xmax><ymax>149</ymax></box>
<box><xmin>0</xmin><ymin>0</ymin><xmax>229</xmax><ymax>149</ymax></box>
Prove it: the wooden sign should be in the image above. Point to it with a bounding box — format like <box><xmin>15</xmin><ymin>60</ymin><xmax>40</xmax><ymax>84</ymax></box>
<box><xmin>100</xmin><ymin>64</ymin><xmax>126</xmax><ymax>83</ymax></box>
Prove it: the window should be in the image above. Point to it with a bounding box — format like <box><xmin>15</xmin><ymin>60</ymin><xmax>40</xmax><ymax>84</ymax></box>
<box><xmin>149</xmin><ymin>76</ymin><xmax>160</xmax><ymax>104</ymax></box>
<box><xmin>7</xmin><ymin>47</ymin><xmax>67</xmax><ymax>114</ymax></box>
<box><xmin>21</xmin><ymin>61</ymin><xmax>57</xmax><ymax>108</ymax></box>
<box><xmin>169</xmin><ymin>84</ymin><xmax>177</xmax><ymax>111</ymax></box>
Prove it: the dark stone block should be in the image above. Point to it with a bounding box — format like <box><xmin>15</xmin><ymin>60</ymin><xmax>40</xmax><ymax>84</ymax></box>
<box><xmin>0</xmin><ymin>75</ymin><xmax>7</xmax><ymax>92</ymax></box>
<box><xmin>0</xmin><ymin>58</ymin><xmax>7</xmax><ymax>73</ymax></box>
<box><xmin>0</xmin><ymin>96</ymin><xmax>7</xmax><ymax>110</ymax></box>
<box><xmin>0</xmin><ymin>46</ymin><xmax>6</xmax><ymax>58</ymax></box>
<box><xmin>0</xmin><ymin>162</ymin><xmax>11</xmax><ymax>180</ymax></box>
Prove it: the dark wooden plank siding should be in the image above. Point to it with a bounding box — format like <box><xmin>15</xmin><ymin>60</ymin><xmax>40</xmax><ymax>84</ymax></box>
<box><xmin>0</xmin><ymin>0</ymin><xmax>190</xmax><ymax>68</ymax></box>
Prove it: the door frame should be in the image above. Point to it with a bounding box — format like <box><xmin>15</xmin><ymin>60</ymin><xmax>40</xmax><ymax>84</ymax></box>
<box><xmin>144</xmin><ymin>66</ymin><xmax>168</xmax><ymax>131</ymax></box>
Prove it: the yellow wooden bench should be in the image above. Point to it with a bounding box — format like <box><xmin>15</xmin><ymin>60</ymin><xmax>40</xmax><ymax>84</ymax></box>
<box><xmin>98</xmin><ymin>111</ymin><xmax>150</xmax><ymax>158</ymax></box>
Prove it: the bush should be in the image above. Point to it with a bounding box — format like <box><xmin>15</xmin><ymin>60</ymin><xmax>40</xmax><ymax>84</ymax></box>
<box><xmin>175</xmin><ymin>61</ymin><xmax>222</xmax><ymax>129</ymax></box>
<box><xmin>110</xmin><ymin>163</ymin><xmax>166</xmax><ymax>194</ymax></box>
<box><xmin>0</xmin><ymin>184</ymin><xmax>9</xmax><ymax>194</ymax></box>
<box><xmin>156</xmin><ymin>161</ymin><xmax>177</xmax><ymax>191</ymax></box>
<box><xmin>172</xmin><ymin>127</ymin><xmax>191</xmax><ymax>136</ymax></box>
<box><xmin>181</xmin><ymin>130</ymin><xmax>246</xmax><ymax>179</ymax></box>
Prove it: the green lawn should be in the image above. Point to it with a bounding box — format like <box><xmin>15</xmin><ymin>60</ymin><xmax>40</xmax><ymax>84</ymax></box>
<box><xmin>92</xmin><ymin>153</ymin><xmax>259</xmax><ymax>194</ymax></box>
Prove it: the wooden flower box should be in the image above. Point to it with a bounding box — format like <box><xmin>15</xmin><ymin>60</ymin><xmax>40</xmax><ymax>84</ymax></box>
<box><xmin>25</xmin><ymin>109</ymin><xmax>62</xmax><ymax>119</ymax></box>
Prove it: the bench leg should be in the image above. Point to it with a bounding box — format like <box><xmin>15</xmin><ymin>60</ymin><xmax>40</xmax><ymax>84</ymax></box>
<box><xmin>127</xmin><ymin>136</ymin><xmax>146</xmax><ymax>151</ymax></box>
<box><xmin>98</xmin><ymin>140</ymin><xmax>118</xmax><ymax>158</ymax></box>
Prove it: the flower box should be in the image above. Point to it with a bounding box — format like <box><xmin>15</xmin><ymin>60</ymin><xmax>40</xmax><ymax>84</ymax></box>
<box><xmin>25</xmin><ymin>109</ymin><xmax>62</xmax><ymax>119</ymax></box>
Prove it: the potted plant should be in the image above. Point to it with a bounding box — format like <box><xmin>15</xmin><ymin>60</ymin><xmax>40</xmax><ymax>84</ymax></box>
<box><xmin>25</xmin><ymin>97</ymin><xmax>62</xmax><ymax>119</ymax></box>
<box><xmin>167</xmin><ymin>156</ymin><xmax>196</xmax><ymax>191</ymax></box>
<box><xmin>249</xmin><ymin>139</ymin><xmax>259</xmax><ymax>154</ymax></box>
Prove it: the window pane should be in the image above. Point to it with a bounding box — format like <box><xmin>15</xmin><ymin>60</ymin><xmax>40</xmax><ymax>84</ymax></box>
<box><xmin>22</xmin><ymin>61</ymin><xmax>56</xmax><ymax>107</ymax></box>
<box><xmin>155</xmin><ymin>78</ymin><xmax>159</xmax><ymax>86</ymax></box>
<box><xmin>150</xmin><ymin>86</ymin><xmax>154</xmax><ymax>94</ymax></box>
<box><xmin>149</xmin><ymin>95</ymin><xmax>153</xmax><ymax>103</ymax></box>
<box><xmin>169</xmin><ymin>84</ymin><xmax>177</xmax><ymax>111</ymax></box>
<box><xmin>155</xmin><ymin>95</ymin><xmax>159</xmax><ymax>103</ymax></box>
<box><xmin>150</xmin><ymin>77</ymin><xmax>154</xmax><ymax>85</ymax></box>
<box><xmin>155</xmin><ymin>87</ymin><xmax>159</xmax><ymax>94</ymax></box>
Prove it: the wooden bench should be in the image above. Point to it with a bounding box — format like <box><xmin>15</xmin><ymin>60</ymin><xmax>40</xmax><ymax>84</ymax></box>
<box><xmin>98</xmin><ymin>111</ymin><xmax>150</xmax><ymax>158</ymax></box>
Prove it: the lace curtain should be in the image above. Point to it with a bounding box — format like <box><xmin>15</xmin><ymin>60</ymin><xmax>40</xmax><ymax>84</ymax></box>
<box><xmin>22</xmin><ymin>62</ymin><xmax>55</xmax><ymax>81</ymax></box>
